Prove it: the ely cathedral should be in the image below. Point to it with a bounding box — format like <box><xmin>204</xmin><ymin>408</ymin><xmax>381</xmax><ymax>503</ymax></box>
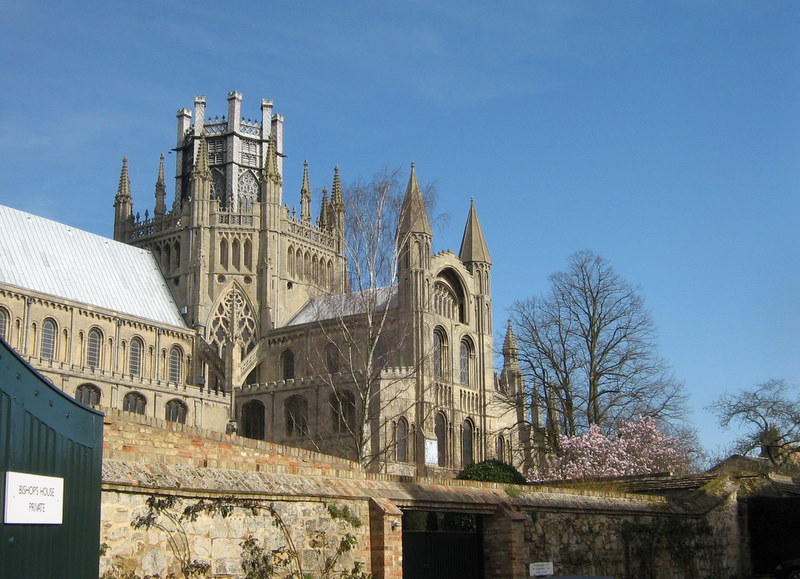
<box><xmin>0</xmin><ymin>92</ymin><xmax>519</xmax><ymax>475</ymax></box>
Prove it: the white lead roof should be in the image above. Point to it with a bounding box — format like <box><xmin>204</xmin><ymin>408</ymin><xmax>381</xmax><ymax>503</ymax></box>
<box><xmin>0</xmin><ymin>205</ymin><xmax>187</xmax><ymax>328</ymax></box>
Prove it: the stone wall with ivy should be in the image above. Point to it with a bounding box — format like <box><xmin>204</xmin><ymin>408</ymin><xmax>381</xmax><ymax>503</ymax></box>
<box><xmin>100</xmin><ymin>489</ymin><xmax>372</xmax><ymax>578</ymax></box>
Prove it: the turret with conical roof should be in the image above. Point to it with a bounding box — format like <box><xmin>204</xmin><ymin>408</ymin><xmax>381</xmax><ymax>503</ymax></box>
<box><xmin>114</xmin><ymin>156</ymin><xmax>133</xmax><ymax>241</ymax></box>
<box><xmin>397</xmin><ymin>164</ymin><xmax>432</xmax><ymax>313</ymax></box>
<box><xmin>459</xmin><ymin>198</ymin><xmax>492</xmax><ymax>267</ymax></box>
<box><xmin>397</xmin><ymin>163</ymin><xmax>432</xmax><ymax>239</ymax></box>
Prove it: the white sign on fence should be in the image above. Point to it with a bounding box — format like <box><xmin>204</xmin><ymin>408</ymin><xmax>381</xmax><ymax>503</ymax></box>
<box><xmin>4</xmin><ymin>471</ymin><xmax>64</xmax><ymax>524</ymax></box>
<box><xmin>530</xmin><ymin>561</ymin><xmax>554</xmax><ymax>576</ymax></box>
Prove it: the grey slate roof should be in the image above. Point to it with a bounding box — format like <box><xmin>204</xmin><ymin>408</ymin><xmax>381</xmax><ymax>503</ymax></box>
<box><xmin>0</xmin><ymin>205</ymin><xmax>187</xmax><ymax>327</ymax></box>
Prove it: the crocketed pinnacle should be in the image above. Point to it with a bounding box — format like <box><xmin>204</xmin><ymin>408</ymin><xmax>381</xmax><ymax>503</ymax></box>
<box><xmin>154</xmin><ymin>153</ymin><xmax>167</xmax><ymax>216</ymax></box>
<box><xmin>263</xmin><ymin>131</ymin><xmax>282</xmax><ymax>184</ymax></box>
<box><xmin>331</xmin><ymin>165</ymin><xmax>343</xmax><ymax>206</ymax></box>
<box><xmin>300</xmin><ymin>160</ymin><xmax>312</xmax><ymax>222</ymax></box>
<box><xmin>458</xmin><ymin>198</ymin><xmax>492</xmax><ymax>265</ymax></box>
<box><xmin>318</xmin><ymin>188</ymin><xmax>330</xmax><ymax>229</ymax></box>
<box><xmin>192</xmin><ymin>132</ymin><xmax>212</xmax><ymax>180</ymax></box>
<box><xmin>502</xmin><ymin>319</ymin><xmax>518</xmax><ymax>360</ymax></box>
<box><xmin>116</xmin><ymin>156</ymin><xmax>131</xmax><ymax>200</ymax></box>
<box><xmin>398</xmin><ymin>162</ymin><xmax>432</xmax><ymax>236</ymax></box>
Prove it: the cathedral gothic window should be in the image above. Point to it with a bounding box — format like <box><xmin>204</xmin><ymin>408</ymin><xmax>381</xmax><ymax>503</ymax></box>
<box><xmin>462</xmin><ymin>419</ymin><xmax>475</xmax><ymax>467</ymax></box>
<box><xmin>76</xmin><ymin>383</ymin><xmax>101</xmax><ymax>406</ymax></box>
<box><xmin>168</xmin><ymin>347</ymin><xmax>182</xmax><ymax>383</ymax></box>
<box><xmin>40</xmin><ymin>319</ymin><xmax>56</xmax><ymax>362</ymax></box>
<box><xmin>281</xmin><ymin>349</ymin><xmax>295</xmax><ymax>380</ymax></box>
<box><xmin>330</xmin><ymin>390</ymin><xmax>356</xmax><ymax>434</ymax></box>
<box><xmin>241</xmin><ymin>400</ymin><xmax>265</xmax><ymax>440</ymax></box>
<box><xmin>87</xmin><ymin>329</ymin><xmax>102</xmax><ymax>369</ymax></box>
<box><xmin>396</xmin><ymin>417</ymin><xmax>409</xmax><ymax>463</ymax></box>
<box><xmin>129</xmin><ymin>338</ymin><xmax>143</xmax><ymax>377</ymax></box>
<box><xmin>209</xmin><ymin>287</ymin><xmax>258</xmax><ymax>357</ymax></box>
<box><xmin>165</xmin><ymin>399</ymin><xmax>187</xmax><ymax>424</ymax></box>
<box><xmin>123</xmin><ymin>391</ymin><xmax>146</xmax><ymax>415</ymax></box>
<box><xmin>285</xmin><ymin>395</ymin><xmax>308</xmax><ymax>437</ymax></box>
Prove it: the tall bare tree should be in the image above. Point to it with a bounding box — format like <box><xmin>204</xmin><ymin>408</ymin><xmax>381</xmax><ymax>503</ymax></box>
<box><xmin>505</xmin><ymin>250</ymin><xmax>686</xmax><ymax>460</ymax></box>
<box><xmin>306</xmin><ymin>168</ymin><xmax>440</xmax><ymax>469</ymax></box>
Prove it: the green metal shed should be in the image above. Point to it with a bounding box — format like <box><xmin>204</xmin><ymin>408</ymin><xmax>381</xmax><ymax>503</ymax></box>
<box><xmin>0</xmin><ymin>337</ymin><xmax>104</xmax><ymax>578</ymax></box>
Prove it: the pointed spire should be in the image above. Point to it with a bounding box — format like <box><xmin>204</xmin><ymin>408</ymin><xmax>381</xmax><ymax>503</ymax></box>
<box><xmin>192</xmin><ymin>132</ymin><xmax>212</xmax><ymax>180</ymax></box>
<box><xmin>331</xmin><ymin>165</ymin><xmax>343</xmax><ymax>205</ymax></box>
<box><xmin>398</xmin><ymin>162</ymin><xmax>432</xmax><ymax>236</ymax></box>
<box><xmin>459</xmin><ymin>198</ymin><xmax>492</xmax><ymax>265</ymax></box>
<box><xmin>263</xmin><ymin>131</ymin><xmax>281</xmax><ymax>184</ymax></box>
<box><xmin>300</xmin><ymin>160</ymin><xmax>312</xmax><ymax>222</ymax></box>
<box><xmin>318</xmin><ymin>187</ymin><xmax>330</xmax><ymax>229</ymax></box>
<box><xmin>502</xmin><ymin>319</ymin><xmax>518</xmax><ymax>360</ymax></box>
<box><xmin>154</xmin><ymin>153</ymin><xmax>167</xmax><ymax>217</ymax></box>
<box><xmin>116</xmin><ymin>156</ymin><xmax>132</xmax><ymax>201</ymax></box>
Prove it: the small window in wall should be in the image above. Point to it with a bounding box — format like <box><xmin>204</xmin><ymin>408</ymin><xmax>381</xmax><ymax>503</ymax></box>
<box><xmin>496</xmin><ymin>435</ymin><xmax>506</xmax><ymax>462</ymax></box>
<box><xmin>75</xmin><ymin>383</ymin><xmax>101</xmax><ymax>406</ymax></box>
<box><xmin>129</xmin><ymin>338</ymin><xmax>143</xmax><ymax>377</ymax></box>
<box><xmin>282</xmin><ymin>349</ymin><xmax>295</xmax><ymax>380</ymax></box>
<box><xmin>123</xmin><ymin>391</ymin><xmax>147</xmax><ymax>415</ymax></box>
<box><xmin>396</xmin><ymin>417</ymin><xmax>409</xmax><ymax>463</ymax></box>
<box><xmin>0</xmin><ymin>308</ymin><xmax>7</xmax><ymax>341</ymax></box>
<box><xmin>165</xmin><ymin>398</ymin><xmax>188</xmax><ymax>424</ymax></box>
<box><xmin>285</xmin><ymin>395</ymin><xmax>308</xmax><ymax>437</ymax></box>
<box><xmin>41</xmin><ymin>319</ymin><xmax>56</xmax><ymax>361</ymax></box>
<box><xmin>433</xmin><ymin>328</ymin><xmax>447</xmax><ymax>380</ymax></box>
<box><xmin>87</xmin><ymin>328</ymin><xmax>102</xmax><ymax>369</ymax></box>
<box><xmin>462</xmin><ymin>419</ymin><xmax>474</xmax><ymax>467</ymax></box>
<box><xmin>460</xmin><ymin>339</ymin><xmax>471</xmax><ymax>386</ymax></box>
<box><xmin>435</xmin><ymin>412</ymin><xmax>447</xmax><ymax>468</ymax></box>
<box><xmin>168</xmin><ymin>347</ymin><xmax>182</xmax><ymax>383</ymax></box>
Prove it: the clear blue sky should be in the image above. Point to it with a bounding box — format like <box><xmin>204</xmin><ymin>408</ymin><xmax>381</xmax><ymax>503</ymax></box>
<box><xmin>1</xmin><ymin>1</ymin><xmax>798</xmax><ymax>457</ymax></box>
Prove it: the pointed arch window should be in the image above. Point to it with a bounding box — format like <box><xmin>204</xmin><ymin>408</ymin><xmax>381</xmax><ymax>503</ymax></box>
<box><xmin>41</xmin><ymin>319</ymin><xmax>56</xmax><ymax>361</ymax></box>
<box><xmin>168</xmin><ymin>347</ymin><xmax>182</xmax><ymax>383</ymax></box>
<box><xmin>460</xmin><ymin>339</ymin><xmax>472</xmax><ymax>386</ymax></box>
<box><xmin>76</xmin><ymin>383</ymin><xmax>101</xmax><ymax>406</ymax></box>
<box><xmin>129</xmin><ymin>338</ymin><xmax>143</xmax><ymax>377</ymax></box>
<box><xmin>87</xmin><ymin>329</ymin><xmax>102</xmax><ymax>369</ymax></box>
<box><xmin>220</xmin><ymin>239</ymin><xmax>228</xmax><ymax>268</ymax></box>
<box><xmin>435</xmin><ymin>413</ymin><xmax>447</xmax><ymax>467</ymax></box>
<box><xmin>123</xmin><ymin>391</ymin><xmax>147</xmax><ymax>415</ymax></box>
<box><xmin>396</xmin><ymin>417</ymin><xmax>409</xmax><ymax>463</ymax></box>
<box><xmin>241</xmin><ymin>400</ymin><xmax>265</xmax><ymax>440</ymax></box>
<box><xmin>232</xmin><ymin>238</ymin><xmax>241</xmax><ymax>269</ymax></box>
<box><xmin>165</xmin><ymin>398</ymin><xmax>188</xmax><ymax>424</ymax></box>
<box><xmin>462</xmin><ymin>419</ymin><xmax>474</xmax><ymax>467</ymax></box>
<box><xmin>243</xmin><ymin>239</ymin><xmax>252</xmax><ymax>270</ymax></box>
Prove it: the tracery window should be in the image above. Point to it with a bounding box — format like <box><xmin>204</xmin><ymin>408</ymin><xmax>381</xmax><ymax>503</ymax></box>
<box><xmin>123</xmin><ymin>391</ymin><xmax>146</xmax><ymax>415</ymax></box>
<box><xmin>209</xmin><ymin>286</ymin><xmax>258</xmax><ymax>357</ymax></box>
<box><xmin>168</xmin><ymin>347</ymin><xmax>182</xmax><ymax>383</ymax></box>
<box><xmin>86</xmin><ymin>328</ymin><xmax>103</xmax><ymax>368</ymax></box>
<box><xmin>129</xmin><ymin>338</ymin><xmax>143</xmax><ymax>377</ymax></box>
<box><xmin>75</xmin><ymin>383</ymin><xmax>101</xmax><ymax>406</ymax></box>
<box><xmin>238</xmin><ymin>170</ymin><xmax>258</xmax><ymax>212</ymax></box>
<box><xmin>330</xmin><ymin>390</ymin><xmax>356</xmax><ymax>434</ymax></box>
<box><xmin>40</xmin><ymin>319</ymin><xmax>56</xmax><ymax>361</ymax></box>
<box><xmin>165</xmin><ymin>398</ymin><xmax>188</xmax><ymax>424</ymax></box>
<box><xmin>285</xmin><ymin>395</ymin><xmax>308</xmax><ymax>437</ymax></box>
<box><xmin>396</xmin><ymin>417</ymin><xmax>409</xmax><ymax>463</ymax></box>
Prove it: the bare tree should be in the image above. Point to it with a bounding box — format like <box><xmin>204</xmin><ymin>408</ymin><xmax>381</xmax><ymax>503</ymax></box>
<box><xmin>708</xmin><ymin>378</ymin><xmax>800</xmax><ymax>470</ymax></box>
<box><xmin>306</xmin><ymin>168</ymin><xmax>440</xmax><ymax>469</ymax></box>
<box><xmin>504</xmin><ymin>250</ymin><xmax>687</xmax><ymax>461</ymax></box>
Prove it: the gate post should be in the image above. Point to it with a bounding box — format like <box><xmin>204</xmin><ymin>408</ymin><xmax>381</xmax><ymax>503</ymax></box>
<box><xmin>368</xmin><ymin>497</ymin><xmax>403</xmax><ymax>579</ymax></box>
<box><xmin>484</xmin><ymin>503</ymin><xmax>527</xmax><ymax>579</ymax></box>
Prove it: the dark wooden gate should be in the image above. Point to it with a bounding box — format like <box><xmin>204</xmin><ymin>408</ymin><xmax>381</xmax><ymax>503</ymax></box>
<box><xmin>402</xmin><ymin>511</ymin><xmax>484</xmax><ymax>579</ymax></box>
<box><xmin>0</xmin><ymin>338</ymin><xmax>104</xmax><ymax>578</ymax></box>
<box><xmin>747</xmin><ymin>496</ymin><xmax>800</xmax><ymax>574</ymax></box>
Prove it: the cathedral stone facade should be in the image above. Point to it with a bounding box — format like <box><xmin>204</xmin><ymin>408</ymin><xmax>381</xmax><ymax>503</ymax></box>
<box><xmin>0</xmin><ymin>92</ymin><xmax>517</xmax><ymax>475</ymax></box>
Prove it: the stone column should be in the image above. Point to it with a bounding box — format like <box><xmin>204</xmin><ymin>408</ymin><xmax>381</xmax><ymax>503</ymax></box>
<box><xmin>483</xmin><ymin>503</ymin><xmax>527</xmax><ymax>579</ymax></box>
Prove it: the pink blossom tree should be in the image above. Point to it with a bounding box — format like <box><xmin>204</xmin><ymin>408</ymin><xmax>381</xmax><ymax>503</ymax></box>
<box><xmin>529</xmin><ymin>416</ymin><xmax>692</xmax><ymax>481</ymax></box>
